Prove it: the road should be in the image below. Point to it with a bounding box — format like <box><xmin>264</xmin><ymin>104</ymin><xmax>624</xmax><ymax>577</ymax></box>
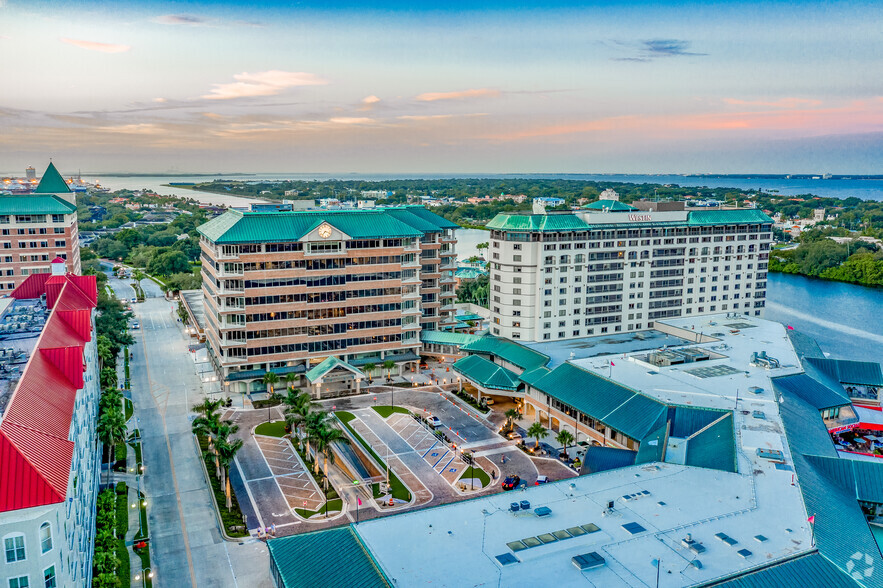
<box><xmin>127</xmin><ymin>294</ymin><xmax>271</xmax><ymax>588</ymax></box>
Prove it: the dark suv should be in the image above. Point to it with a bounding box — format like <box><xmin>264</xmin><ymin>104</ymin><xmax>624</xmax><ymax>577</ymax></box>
<box><xmin>502</xmin><ymin>475</ymin><xmax>520</xmax><ymax>491</ymax></box>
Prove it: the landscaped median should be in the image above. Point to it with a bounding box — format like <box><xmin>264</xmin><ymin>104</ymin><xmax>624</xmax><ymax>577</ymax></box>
<box><xmin>195</xmin><ymin>435</ymin><xmax>249</xmax><ymax>537</ymax></box>
<box><xmin>335</xmin><ymin>411</ymin><xmax>412</xmax><ymax>503</ymax></box>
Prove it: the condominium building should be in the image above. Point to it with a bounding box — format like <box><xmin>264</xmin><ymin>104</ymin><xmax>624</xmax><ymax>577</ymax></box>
<box><xmin>196</xmin><ymin>206</ymin><xmax>458</xmax><ymax>396</ymax></box>
<box><xmin>485</xmin><ymin>201</ymin><xmax>773</xmax><ymax>342</ymax></box>
<box><xmin>0</xmin><ymin>262</ymin><xmax>100</xmax><ymax>588</ymax></box>
<box><xmin>0</xmin><ymin>163</ymin><xmax>81</xmax><ymax>291</ymax></box>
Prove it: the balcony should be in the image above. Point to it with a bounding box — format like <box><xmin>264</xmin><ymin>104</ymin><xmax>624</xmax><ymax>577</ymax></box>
<box><xmin>402</xmin><ymin>306</ymin><xmax>422</xmax><ymax>315</ymax></box>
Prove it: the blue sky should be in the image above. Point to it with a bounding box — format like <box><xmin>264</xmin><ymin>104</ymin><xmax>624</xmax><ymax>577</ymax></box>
<box><xmin>1</xmin><ymin>1</ymin><xmax>881</xmax><ymax>173</ymax></box>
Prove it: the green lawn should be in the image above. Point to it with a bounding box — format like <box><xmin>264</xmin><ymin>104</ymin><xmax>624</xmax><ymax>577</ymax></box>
<box><xmin>135</xmin><ymin>544</ymin><xmax>153</xmax><ymax>588</ymax></box>
<box><xmin>254</xmin><ymin>420</ymin><xmax>288</xmax><ymax>437</ymax></box>
<box><xmin>134</xmin><ymin>491</ymin><xmax>148</xmax><ymax>542</ymax></box>
<box><xmin>335</xmin><ymin>411</ymin><xmax>411</xmax><ymax>502</ymax></box>
<box><xmin>372</xmin><ymin>405</ymin><xmax>410</xmax><ymax>418</ymax></box>
<box><xmin>124</xmin><ymin>398</ymin><xmax>134</xmax><ymax>421</ymax></box>
<box><xmin>295</xmin><ymin>498</ymin><xmax>343</xmax><ymax>519</ymax></box>
<box><xmin>459</xmin><ymin>465</ymin><xmax>491</xmax><ymax>488</ymax></box>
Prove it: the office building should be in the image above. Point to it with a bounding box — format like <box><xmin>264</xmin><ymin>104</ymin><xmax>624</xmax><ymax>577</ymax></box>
<box><xmin>0</xmin><ymin>262</ymin><xmax>100</xmax><ymax>588</ymax></box>
<box><xmin>196</xmin><ymin>206</ymin><xmax>457</xmax><ymax>396</ymax></box>
<box><xmin>0</xmin><ymin>163</ymin><xmax>81</xmax><ymax>291</ymax></box>
<box><xmin>270</xmin><ymin>317</ymin><xmax>883</xmax><ymax>588</ymax></box>
<box><xmin>25</xmin><ymin>167</ymin><xmax>36</xmax><ymax>181</ymax></box>
<box><xmin>485</xmin><ymin>202</ymin><xmax>773</xmax><ymax>342</ymax></box>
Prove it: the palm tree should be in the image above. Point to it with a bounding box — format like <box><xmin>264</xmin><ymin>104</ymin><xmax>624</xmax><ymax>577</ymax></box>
<box><xmin>97</xmin><ymin>335</ymin><xmax>114</xmax><ymax>371</ymax></box>
<box><xmin>556</xmin><ymin>429</ymin><xmax>575</xmax><ymax>458</ymax></box>
<box><xmin>192</xmin><ymin>408</ymin><xmax>222</xmax><ymax>476</ymax></box>
<box><xmin>382</xmin><ymin>359</ymin><xmax>396</xmax><ymax>382</ymax></box>
<box><xmin>528</xmin><ymin>422</ymin><xmax>547</xmax><ymax>450</ymax></box>
<box><xmin>284</xmin><ymin>391</ymin><xmax>316</xmax><ymax>440</ymax></box>
<box><xmin>211</xmin><ymin>422</ymin><xmax>239</xmax><ymax>479</ymax></box>
<box><xmin>99</xmin><ymin>387</ymin><xmax>123</xmax><ymax>413</ymax></box>
<box><xmin>304</xmin><ymin>411</ymin><xmax>331</xmax><ymax>472</ymax></box>
<box><xmin>192</xmin><ymin>397</ymin><xmax>223</xmax><ymax>418</ymax></box>
<box><xmin>262</xmin><ymin>371</ymin><xmax>280</xmax><ymax>397</ymax></box>
<box><xmin>97</xmin><ymin>409</ymin><xmax>127</xmax><ymax>485</ymax></box>
<box><xmin>364</xmin><ymin>363</ymin><xmax>376</xmax><ymax>384</ymax></box>
<box><xmin>316</xmin><ymin>425</ymin><xmax>350</xmax><ymax>480</ymax></box>
<box><xmin>504</xmin><ymin>408</ymin><xmax>521</xmax><ymax>432</ymax></box>
<box><xmin>283</xmin><ymin>372</ymin><xmax>298</xmax><ymax>393</ymax></box>
<box><xmin>215</xmin><ymin>437</ymin><xmax>244</xmax><ymax>510</ymax></box>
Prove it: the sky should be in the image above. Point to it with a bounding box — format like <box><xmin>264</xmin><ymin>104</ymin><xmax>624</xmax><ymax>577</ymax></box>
<box><xmin>1</xmin><ymin>0</ymin><xmax>882</xmax><ymax>174</ymax></box>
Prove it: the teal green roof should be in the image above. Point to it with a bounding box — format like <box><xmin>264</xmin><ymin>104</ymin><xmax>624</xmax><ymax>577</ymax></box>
<box><xmin>684</xmin><ymin>412</ymin><xmax>737</xmax><ymax>473</ymax></box>
<box><xmin>380</xmin><ymin>207</ymin><xmax>444</xmax><ymax>232</ymax></box>
<box><xmin>580</xmin><ymin>446</ymin><xmax>636</xmax><ymax>474</ymax></box>
<box><xmin>787</xmin><ymin>330</ymin><xmax>825</xmax><ymax>359</ymax></box>
<box><xmin>805</xmin><ymin>454</ymin><xmax>883</xmax><ymax>505</ymax></box>
<box><xmin>778</xmin><ymin>380</ymin><xmax>883</xmax><ymax>584</ymax></box>
<box><xmin>582</xmin><ymin>199</ymin><xmax>637</xmax><ymax>211</ymax></box>
<box><xmin>33</xmin><ymin>162</ymin><xmax>71</xmax><ymax>194</ymax></box>
<box><xmin>772</xmin><ymin>373</ymin><xmax>851</xmax><ymax>411</ymax></box>
<box><xmin>453</xmin><ymin>354</ymin><xmax>521</xmax><ymax>391</ymax></box>
<box><xmin>686</xmin><ymin>209</ymin><xmax>773</xmax><ymax>225</ymax></box>
<box><xmin>268</xmin><ymin>526</ymin><xmax>390</xmax><ymax>588</ymax></box>
<box><xmin>459</xmin><ymin>336</ymin><xmax>549</xmax><ymax>371</ymax></box>
<box><xmin>485</xmin><ymin>213</ymin><xmax>590</xmax><ymax>232</ymax></box>
<box><xmin>420</xmin><ymin>330</ymin><xmax>482</xmax><ymax>347</ymax></box>
<box><xmin>518</xmin><ymin>366</ymin><xmax>550</xmax><ymax>387</ymax></box>
<box><xmin>393</xmin><ymin>205</ymin><xmax>459</xmax><ymax>230</ymax></box>
<box><xmin>198</xmin><ymin>209</ymin><xmax>424</xmax><ymax>244</ymax></box>
<box><xmin>454</xmin><ymin>268</ymin><xmax>486</xmax><ymax>280</ymax></box>
<box><xmin>486</xmin><ymin>208</ymin><xmax>773</xmax><ymax>233</ymax></box>
<box><xmin>805</xmin><ymin>357</ymin><xmax>883</xmax><ymax>387</ymax></box>
<box><xmin>527</xmin><ymin>362</ymin><xmax>667</xmax><ymax>441</ymax></box>
<box><xmin>713</xmin><ymin>552</ymin><xmax>861</xmax><ymax>588</ymax></box>
<box><xmin>304</xmin><ymin>356</ymin><xmax>364</xmax><ymax>383</ymax></box>
<box><xmin>635</xmin><ymin>420</ymin><xmax>669</xmax><ymax>465</ymax></box>
<box><xmin>0</xmin><ymin>195</ymin><xmax>76</xmax><ymax>215</ymax></box>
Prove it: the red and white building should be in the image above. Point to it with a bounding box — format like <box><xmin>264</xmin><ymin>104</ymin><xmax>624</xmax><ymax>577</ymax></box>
<box><xmin>0</xmin><ymin>260</ymin><xmax>99</xmax><ymax>588</ymax></box>
<box><xmin>0</xmin><ymin>163</ymin><xmax>81</xmax><ymax>291</ymax></box>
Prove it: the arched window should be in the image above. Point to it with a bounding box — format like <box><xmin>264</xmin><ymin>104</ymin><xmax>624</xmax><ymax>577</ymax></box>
<box><xmin>3</xmin><ymin>533</ymin><xmax>26</xmax><ymax>562</ymax></box>
<box><xmin>40</xmin><ymin>522</ymin><xmax>52</xmax><ymax>553</ymax></box>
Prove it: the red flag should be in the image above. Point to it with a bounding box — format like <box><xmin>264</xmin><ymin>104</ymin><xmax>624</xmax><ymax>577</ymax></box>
<box><xmin>610</xmin><ymin>361</ymin><xmax>615</xmax><ymax>367</ymax></box>
<box><xmin>358</xmin><ymin>498</ymin><xmax>362</xmax><ymax>506</ymax></box>
<box><xmin>807</xmin><ymin>515</ymin><xmax>815</xmax><ymax>524</ymax></box>
<box><xmin>787</xmin><ymin>325</ymin><xmax>795</xmax><ymax>330</ymax></box>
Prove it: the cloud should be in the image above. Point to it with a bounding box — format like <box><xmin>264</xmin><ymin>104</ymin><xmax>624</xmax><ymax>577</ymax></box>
<box><xmin>416</xmin><ymin>88</ymin><xmax>500</xmax><ymax>102</ymax></box>
<box><xmin>202</xmin><ymin>70</ymin><xmax>328</xmax><ymax>100</ymax></box>
<box><xmin>723</xmin><ymin>97</ymin><xmax>823</xmax><ymax>109</ymax></box>
<box><xmin>358</xmin><ymin>95</ymin><xmax>381</xmax><ymax>111</ymax></box>
<box><xmin>328</xmin><ymin>117</ymin><xmax>375</xmax><ymax>125</ymax></box>
<box><xmin>153</xmin><ymin>14</ymin><xmax>207</xmax><ymax>26</ymax></box>
<box><xmin>60</xmin><ymin>38</ymin><xmax>131</xmax><ymax>54</ymax></box>
<box><xmin>612</xmin><ymin>39</ymin><xmax>706</xmax><ymax>62</ymax></box>
<box><xmin>398</xmin><ymin>113</ymin><xmax>487</xmax><ymax>121</ymax></box>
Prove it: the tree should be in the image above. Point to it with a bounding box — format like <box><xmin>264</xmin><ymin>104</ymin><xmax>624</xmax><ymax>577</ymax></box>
<box><xmin>100</xmin><ymin>367</ymin><xmax>119</xmax><ymax>390</ymax></box>
<box><xmin>527</xmin><ymin>422</ymin><xmax>547</xmax><ymax>450</ymax></box>
<box><xmin>476</xmin><ymin>242</ymin><xmax>489</xmax><ymax>256</ymax></box>
<box><xmin>364</xmin><ymin>363</ymin><xmax>376</xmax><ymax>384</ymax></box>
<box><xmin>93</xmin><ymin>572</ymin><xmax>122</xmax><ymax>588</ymax></box>
<box><xmin>147</xmin><ymin>250</ymin><xmax>191</xmax><ymax>276</ymax></box>
<box><xmin>262</xmin><ymin>371</ymin><xmax>280</xmax><ymax>396</ymax></box>
<box><xmin>97</xmin><ymin>409</ymin><xmax>127</xmax><ymax>485</ymax></box>
<box><xmin>284</xmin><ymin>391</ymin><xmax>317</xmax><ymax>441</ymax></box>
<box><xmin>304</xmin><ymin>411</ymin><xmax>331</xmax><ymax>469</ymax></box>
<box><xmin>283</xmin><ymin>372</ymin><xmax>299</xmax><ymax>393</ymax></box>
<box><xmin>192</xmin><ymin>397</ymin><xmax>223</xmax><ymax>418</ymax></box>
<box><xmin>504</xmin><ymin>408</ymin><xmax>521</xmax><ymax>432</ymax></box>
<box><xmin>216</xmin><ymin>436</ymin><xmax>244</xmax><ymax>510</ymax></box>
<box><xmin>97</xmin><ymin>335</ymin><xmax>114</xmax><ymax>370</ymax></box>
<box><xmin>315</xmin><ymin>425</ymin><xmax>350</xmax><ymax>481</ymax></box>
<box><xmin>382</xmin><ymin>359</ymin><xmax>396</xmax><ymax>381</ymax></box>
<box><xmin>556</xmin><ymin>429</ymin><xmax>575</xmax><ymax>457</ymax></box>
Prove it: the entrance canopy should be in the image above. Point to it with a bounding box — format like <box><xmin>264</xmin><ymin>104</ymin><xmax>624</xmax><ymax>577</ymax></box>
<box><xmin>305</xmin><ymin>356</ymin><xmax>365</xmax><ymax>384</ymax></box>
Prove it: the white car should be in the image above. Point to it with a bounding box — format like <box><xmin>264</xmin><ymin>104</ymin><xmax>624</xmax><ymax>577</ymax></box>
<box><xmin>427</xmin><ymin>416</ymin><xmax>442</xmax><ymax>429</ymax></box>
<box><xmin>131</xmin><ymin>322</ymin><xmax>140</xmax><ymax>330</ymax></box>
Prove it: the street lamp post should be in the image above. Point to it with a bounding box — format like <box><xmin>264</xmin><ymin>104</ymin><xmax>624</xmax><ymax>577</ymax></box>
<box><xmin>134</xmin><ymin>568</ymin><xmax>154</xmax><ymax>587</ymax></box>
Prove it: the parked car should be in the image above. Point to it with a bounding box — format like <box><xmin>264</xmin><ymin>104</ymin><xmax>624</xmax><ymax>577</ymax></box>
<box><xmin>131</xmin><ymin>322</ymin><xmax>140</xmax><ymax>330</ymax></box>
<box><xmin>427</xmin><ymin>416</ymin><xmax>442</xmax><ymax>429</ymax></box>
<box><xmin>502</xmin><ymin>475</ymin><xmax>521</xmax><ymax>491</ymax></box>
<box><xmin>484</xmin><ymin>398</ymin><xmax>495</xmax><ymax>405</ymax></box>
<box><xmin>535</xmin><ymin>475</ymin><xmax>549</xmax><ymax>485</ymax></box>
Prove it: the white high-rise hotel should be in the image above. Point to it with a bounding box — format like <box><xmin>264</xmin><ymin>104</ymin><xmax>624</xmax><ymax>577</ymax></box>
<box><xmin>485</xmin><ymin>199</ymin><xmax>773</xmax><ymax>342</ymax></box>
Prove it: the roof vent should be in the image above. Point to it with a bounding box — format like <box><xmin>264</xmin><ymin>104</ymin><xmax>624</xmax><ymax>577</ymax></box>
<box><xmin>572</xmin><ymin>552</ymin><xmax>606</xmax><ymax>571</ymax></box>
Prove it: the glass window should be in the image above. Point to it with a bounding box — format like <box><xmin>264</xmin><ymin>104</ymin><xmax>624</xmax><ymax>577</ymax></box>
<box><xmin>43</xmin><ymin>567</ymin><xmax>56</xmax><ymax>588</ymax></box>
<box><xmin>9</xmin><ymin>578</ymin><xmax>29</xmax><ymax>588</ymax></box>
<box><xmin>39</xmin><ymin>523</ymin><xmax>52</xmax><ymax>553</ymax></box>
<box><xmin>5</xmin><ymin>535</ymin><xmax>25</xmax><ymax>562</ymax></box>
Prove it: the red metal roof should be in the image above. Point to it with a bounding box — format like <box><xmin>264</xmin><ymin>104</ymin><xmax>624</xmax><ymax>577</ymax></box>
<box><xmin>0</xmin><ymin>274</ymin><xmax>97</xmax><ymax>513</ymax></box>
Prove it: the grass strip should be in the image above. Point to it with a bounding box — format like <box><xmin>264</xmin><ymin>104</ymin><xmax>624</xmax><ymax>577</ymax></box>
<box><xmin>295</xmin><ymin>498</ymin><xmax>343</xmax><ymax>519</ymax></box>
<box><xmin>254</xmin><ymin>420</ymin><xmax>288</xmax><ymax>437</ymax></box>
<box><xmin>459</xmin><ymin>465</ymin><xmax>491</xmax><ymax>487</ymax></box>
<box><xmin>335</xmin><ymin>411</ymin><xmax>411</xmax><ymax>502</ymax></box>
<box><xmin>124</xmin><ymin>398</ymin><xmax>134</xmax><ymax>421</ymax></box>
<box><xmin>115</xmin><ymin>482</ymin><xmax>129</xmax><ymax>537</ymax></box>
<box><xmin>372</xmin><ymin>405</ymin><xmax>410</xmax><ymax>418</ymax></box>
<box><xmin>197</xmin><ymin>435</ymin><xmax>249</xmax><ymax>537</ymax></box>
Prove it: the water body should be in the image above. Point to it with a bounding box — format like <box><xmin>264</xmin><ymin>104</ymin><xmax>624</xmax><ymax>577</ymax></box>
<box><xmin>75</xmin><ymin>173</ymin><xmax>883</xmax><ymax>204</ymax></box>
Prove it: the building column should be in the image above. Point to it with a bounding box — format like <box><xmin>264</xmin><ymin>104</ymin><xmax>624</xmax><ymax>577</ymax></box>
<box><xmin>355</xmin><ymin>378</ymin><xmax>361</xmax><ymax>394</ymax></box>
<box><xmin>314</xmin><ymin>382</ymin><xmax>321</xmax><ymax>400</ymax></box>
